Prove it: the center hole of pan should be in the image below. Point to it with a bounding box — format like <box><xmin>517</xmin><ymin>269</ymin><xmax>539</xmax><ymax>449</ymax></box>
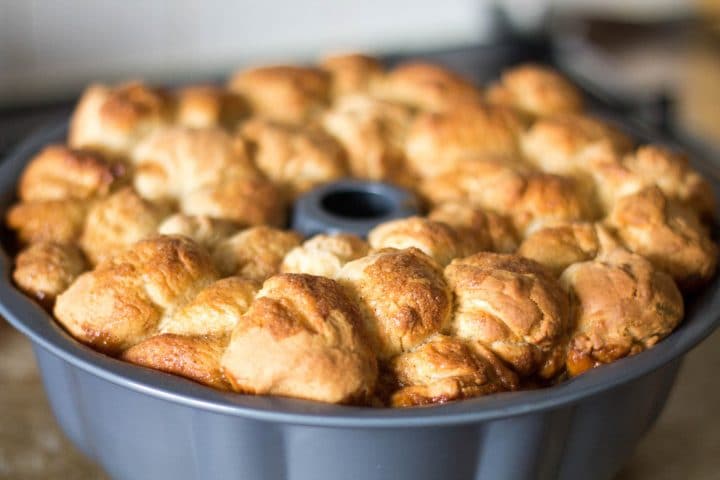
<box><xmin>320</xmin><ymin>190</ymin><xmax>394</xmax><ymax>219</ymax></box>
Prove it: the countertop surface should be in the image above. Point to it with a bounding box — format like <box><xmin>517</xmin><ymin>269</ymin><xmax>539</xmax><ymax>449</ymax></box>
<box><xmin>1</xmin><ymin>316</ymin><xmax>719</xmax><ymax>480</ymax></box>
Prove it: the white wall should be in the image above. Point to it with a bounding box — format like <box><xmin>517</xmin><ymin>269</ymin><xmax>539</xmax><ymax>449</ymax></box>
<box><xmin>0</xmin><ymin>0</ymin><xmax>495</xmax><ymax>105</ymax></box>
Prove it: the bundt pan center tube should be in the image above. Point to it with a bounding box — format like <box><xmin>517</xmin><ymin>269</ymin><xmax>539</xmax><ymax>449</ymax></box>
<box><xmin>1</xmin><ymin>120</ymin><xmax>720</xmax><ymax>480</ymax></box>
<box><xmin>291</xmin><ymin>179</ymin><xmax>420</xmax><ymax>237</ymax></box>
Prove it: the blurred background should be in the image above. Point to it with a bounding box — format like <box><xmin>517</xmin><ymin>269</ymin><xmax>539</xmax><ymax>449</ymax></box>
<box><xmin>1</xmin><ymin>0</ymin><xmax>719</xmax><ymax>479</ymax></box>
<box><xmin>1</xmin><ymin>0</ymin><xmax>719</xmax><ymax>148</ymax></box>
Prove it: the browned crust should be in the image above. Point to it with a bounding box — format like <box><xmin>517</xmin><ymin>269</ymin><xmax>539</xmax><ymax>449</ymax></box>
<box><xmin>69</xmin><ymin>82</ymin><xmax>174</xmax><ymax>156</ymax></box>
<box><xmin>280</xmin><ymin>233</ymin><xmax>369</xmax><ymax>278</ymax></box>
<box><xmin>175</xmin><ymin>85</ymin><xmax>247</xmax><ymax>129</ymax></box>
<box><xmin>320</xmin><ymin>53</ymin><xmax>384</xmax><ymax>97</ymax></box>
<box><xmin>389</xmin><ymin>335</ymin><xmax>518</xmax><ymax>407</ymax></box>
<box><xmin>12</xmin><ymin>241</ymin><xmax>88</xmax><ymax>306</ymax></box>
<box><xmin>368</xmin><ymin>216</ymin><xmax>481</xmax><ymax>266</ymax></box>
<box><xmin>122</xmin><ymin>333</ymin><xmax>230</xmax><ymax>389</ymax></box>
<box><xmin>19</xmin><ymin>145</ymin><xmax>126</xmax><ymax>202</ymax></box>
<box><xmin>212</xmin><ymin>226</ymin><xmax>302</xmax><ymax>281</ymax></box>
<box><xmin>517</xmin><ymin>223</ymin><xmax>619</xmax><ymax>276</ymax></box>
<box><xmin>486</xmin><ymin>63</ymin><xmax>584</xmax><ymax>117</ymax></box>
<box><xmin>240</xmin><ymin>118</ymin><xmax>347</xmax><ymax>198</ymax></box>
<box><xmin>373</xmin><ymin>62</ymin><xmax>483</xmax><ymax>111</ymax></box>
<box><xmin>181</xmin><ymin>177</ymin><xmax>287</xmax><ymax>227</ymax></box>
<box><xmin>228</xmin><ymin>65</ymin><xmax>330</xmax><ymax>124</ymax></box>
<box><xmin>406</xmin><ymin>104</ymin><xmax>526</xmax><ymax>178</ymax></box>
<box><xmin>320</xmin><ymin>94</ymin><xmax>413</xmax><ymax>186</ymax></box>
<box><xmin>3</xmin><ymin>56</ymin><xmax>716</xmax><ymax>407</ymax></box>
<box><xmin>160</xmin><ymin>276</ymin><xmax>259</xmax><ymax>337</ymax></box>
<box><xmin>80</xmin><ymin>187</ymin><xmax>168</xmax><ymax>265</ymax></box>
<box><xmin>337</xmin><ymin>248</ymin><xmax>453</xmax><ymax>359</ymax></box>
<box><xmin>221</xmin><ymin>274</ymin><xmax>377</xmax><ymax>403</ymax></box>
<box><xmin>6</xmin><ymin>199</ymin><xmax>88</xmax><ymax>245</ymax></box>
<box><xmin>54</xmin><ymin>235</ymin><xmax>218</xmax><ymax>355</ymax></box>
<box><xmin>428</xmin><ymin>202</ymin><xmax>518</xmax><ymax>253</ymax></box>
<box><xmin>607</xmin><ymin>186</ymin><xmax>718</xmax><ymax>290</ymax></box>
<box><xmin>560</xmin><ymin>248</ymin><xmax>684</xmax><ymax>376</ymax></box>
<box><xmin>420</xmin><ymin>162</ymin><xmax>593</xmax><ymax>233</ymax></box>
<box><xmin>444</xmin><ymin>252</ymin><xmax>569</xmax><ymax>379</ymax></box>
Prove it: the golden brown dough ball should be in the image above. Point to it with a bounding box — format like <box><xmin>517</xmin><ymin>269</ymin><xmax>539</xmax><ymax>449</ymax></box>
<box><xmin>521</xmin><ymin>114</ymin><xmax>633</xmax><ymax>177</ymax></box>
<box><xmin>221</xmin><ymin>273</ymin><xmax>377</xmax><ymax>404</ymax></box>
<box><xmin>517</xmin><ymin>222</ymin><xmax>620</xmax><ymax>277</ymax></box>
<box><xmin>419</xmin><ymin>158</ymin><xmax>528</xmax><ymax>211</ymax></box>
<box><xmin>372</xmin><ymin>62</ymin><xmax>483</xmax><ymax>112</ymax></box>
<box><xmin>159</xmin><ymin>276</ymin><xmax>258</xmax><ymax>337</ymax></box>
<box><xmin>625</xmin><ymin>146</ymin><xmax>715</xmax><ymax>220</ymax></box>
<box><xmin>560</xmin><ymin>248</ymin><xmax>684</xmax><ymax>376</ymax></box>
<box><xmin>122</xmin><ymin>334</ymin><xmax>229</xmax><ymax>390</ymax></box>
<box><xmin>368</xmin><ymin>216</ymin><xmax>480</xmax><ymax>266</ymax></box>
<box><xmin>125</xmin><ymin>275</ymin><xmax>258</xmax><ymax>389</ymax></box>
<box><xmin>54</xmin><ymin>235</ymin><xmax>219</xmax><ymax>354</ymax></box>
<box><xmin>69</xmin><ymin>81</ymin><xmax>174</xmax><ymax>157</ymax></box>
<box><xmin>389</xmin><ymin>334</ymin><xmax>519</xmax><ymax>407</ymax></box>
<box><xmin>80</xmin><ymin>187</ymin><xmax>168</xmax><ymax>265</ymax></box>
<box><xmin>587</xmin><ymin>152</ymin><xmax>650</xmax><ymax>215</ymax></box>
<box><xmin>132</xmin><ymin>126</ymin><xmax>286</xmax><ymax>226</ymax></box>
<box><xmin>6</xmin><ymin>199</ymin><xmax>88</xmax><ymax>245</ymax></box>
<box><xmin>320</xmin><ymin>53</ymin><xmax>384</xmax><ymax>97</ymax></box>
<box><xmin>428</xmin><ymin>202</ymin><xmax>519</xmax><ymax>253</ymax></box>
<box><xmin>445</xmin><ymin>253</ymin><xmax>569</xmax><ymax>379</ymax></box>
<box><xmin>514</xmin><ymin>173</ymin><xmax>595</xmax><ymax>234</ymax></box>
<box><xmin>486</xmin><ymin>63</ymin><xmax>584</xmax><ymax>118</ymax></box>
<box><xmin>175</xmin><ymin>85</ymin><xmax>247</xmax><ymax>129</ymax></box>
<box><xmin>18</xmin><ymin>145</ymin><xmax>126</xmax><ymax>202</ymax></box>
<box><xmin>212</xmin><ymin>226</ymin><xmax>302</xmax><ymax>281</ymax></box>
<box><xmin>420</xmin><ymin>161</ymin><xmax>592</xmax><ymax>235</ymax></box>
<box><xmin>336</xmin><ymin>248</ymin><xmax>452</xmax><ymax>359</ymax></box>
<box><xmin>594</xmin><ymin>145</ymin><xmax>716</xmax><ymax>220</ymax></box>
<box><xmin>12</xmin><ymin>241</ymin><xmax>87</xmax><ymax>305</ymax></box>
<box><xmin>157</xmin><ymin>214</ymin><xmax>239</xmax><ymax>251</ymax></box>
<box><xmin>406</xmin><ymin>104</ymin><xmax>526</xmax><ymax>178</ymax></box>
<box><xmin>607</xmin><ymin>186</ymin><xmax>718</xmax><ymax>290</ymax></box>
<box><xmin>180</xmin><ymin>176</ymin><xmax>286</xmax><ymax>227</ymax></box>
<box><xmin>280</xmin><ymin>233</ymin><xmax>369</xmax><ymax>278</ymax></box>
<box><xmin>240</xmin><ymin>118</ymin><xmax>347</xmax><ymax>198</ymax></box>
<box><xmin>321</xmin><ymin>94</ymin><xmax>414</xmax><ymax>186</ymax></box>
<box><xmin>158</xmin><ymin>277</ymin><xmax>259</xmax><ymax>337</ymax></box>
<box><xmin>228</xmin><ymin>65</ymin><xmax>330</xmax><ymax>124</ymax></box>
<box><xmin>132</xmin><ymin>126</ymin><xmax>259</xmax><ymax>203</ymax></box>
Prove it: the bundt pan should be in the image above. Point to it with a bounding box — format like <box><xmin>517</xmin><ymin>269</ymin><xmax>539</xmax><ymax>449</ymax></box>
<box><xmin>2</xmin><ymin>120</ymin><xmax>720</xmax><ymax>480</ymax></box>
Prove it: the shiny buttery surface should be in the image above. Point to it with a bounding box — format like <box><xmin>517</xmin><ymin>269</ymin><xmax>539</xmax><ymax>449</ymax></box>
<box><xmin>1</xmin><ymin>121</ymin><xmax>720</xmax><ymax>427</ymax></box>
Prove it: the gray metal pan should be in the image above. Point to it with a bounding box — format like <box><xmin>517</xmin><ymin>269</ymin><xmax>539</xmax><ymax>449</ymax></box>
<box><xmin>1</xmin><ymin>120</ymin><xmax>719</xmax><ymax>480</ymax></box>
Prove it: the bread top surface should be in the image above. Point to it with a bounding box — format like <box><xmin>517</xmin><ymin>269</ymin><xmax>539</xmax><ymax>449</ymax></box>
<box><xmin>53</xmin><ymin>235</ymin><xmax>219</xmax><ymax>354</ymax></box>
<box><xmin>389</xmin><ymin>334</ymin><xmax>518</xmax><ymax>407</ymax></box>
<box><xmin>486</xmin><ymin>63</ymin><xmax>584</xmax><ymax>118</ymax></box>
<box><xmin>19</xmin><ymin>145</ymin><xmax>126</xmax><ymax>202</ymax></box>
<box><xmin>560</xmin><ymin>248</ymin><xmax>684</xmax><ymax>376</ymax></box>
<box><xmin>444</xmin><ymin>252</ymin><xmax>569</xmax><ymax>379</ymax></box>
<box><xmin>221</xmin><ymin>273</ymin><xmax>378</xmax><ymax>403</ymax></box>
<box><xmin>69</xmin><ymin>81</ymin><xmax>174</xmax><ymax>157</ymax></box>
<box><xmin>281</xmin><ymin>233</ymin><xmax>370</xmax><ymax>278</ymax></box>
<box><xmin>320</xmin><ymin>53</ymin><xmax>385</xmax><ymax>97</ymax></box>
<box><xmin>373</xmin><ymin>62</ymin><xmax>484</xmax><ymax>112</ymax></box>
<box><xmin>336</xmin><ymin>248</ymin><xmax>453</xmax><ymax>359</ymax></box>
<box><xmin>368</xmin><ymin>216</ymin><xmax>481</xmax><ymax>266</ymax></box>
<box><xmin>228</xmin><ymin>65</ymin><xmax>330</xmax><ymax>124</ymax></box>
<box><xmin>240</xmin><ymin>118</ymin><xmax>347</xmax><ymax>198</ymax></box>
<box><xmin>5</xmin><ymin>54</ymin><xmax>718</xmax><ymax>407</ymax></box>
